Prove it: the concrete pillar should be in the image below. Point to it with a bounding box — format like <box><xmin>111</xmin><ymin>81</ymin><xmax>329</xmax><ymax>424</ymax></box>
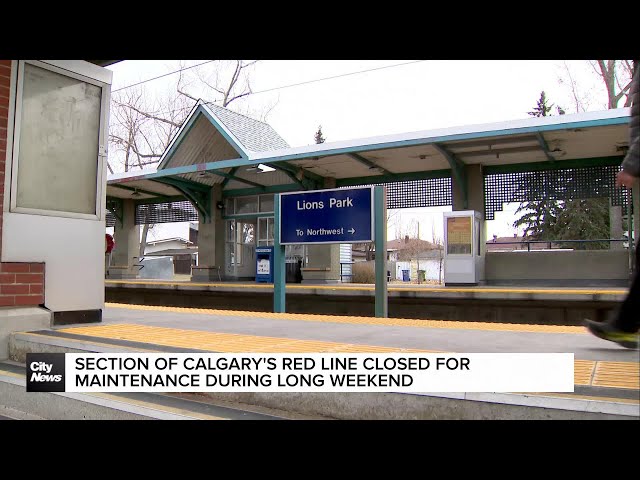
<box><xmin>609</xmin><ymin>199</ymin><xmax>623</xmax><ymax>250</ymax></box>
<box><xmin>301</xmin><ymin>244</ymin><xmax>341</xmax><ymax>284</ymax></box>
<box><xmin>299</xmin><ymin>176</ymin><xmax>342</xmax><ymax>284</ymax></box>
<box><xmin>192</xmin><ymin>185</ymin><xmax>225</xmax><ymax>282</ymax></box>
<box><xmin>110</xmin><ymin>199</ymin><xmax>140</xmax><ymax>279</ymax></box>
<box><xmin>324</xmin><ymin>177</ymin><xmax>336</xmax><ymax>189</ymax></box>
<box><xmin>452</xmin><ymin>164</ymin><xmax>486</xmax><ymax>255</ymax></box>
<box><xmin>452</xmin><ymin>165</ymin><xmax>484</xmax><ymax>213</ymax></box>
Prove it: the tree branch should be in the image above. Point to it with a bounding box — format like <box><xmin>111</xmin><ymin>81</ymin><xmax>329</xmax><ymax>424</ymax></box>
<box><xmin>115</xmin><ymin>101</ymin><xmax>182</xmax><ymax>128</ymax></box>
<box><xmin>109</xmin><ymin>134</ymin><xmax>162</xmax><ymax>159</ymax></box>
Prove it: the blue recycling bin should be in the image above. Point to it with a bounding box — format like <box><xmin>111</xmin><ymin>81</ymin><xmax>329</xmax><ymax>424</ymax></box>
<box><xmin>256</xmin><ymin>246</ymin><xmax>274</xmax><ymax>283</ymax></box>
<box><xmin>402</xmin><ymin>269</ymin><xmax>410</xmax><ymax>282</ymax></box>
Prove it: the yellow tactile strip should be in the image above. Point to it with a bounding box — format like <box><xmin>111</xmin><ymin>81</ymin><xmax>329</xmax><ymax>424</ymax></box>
<box><xmin>105</xmin><ymin>303</ymin><xmax>587</xmax><ymax>334</ymax></box>
<box><xmin>593</xmin><ymin>361</ymin><xmax>640</xmax><ymax>389</ymax></box>
<box><xmin>574</xmin><ymin>360</ymin><xmax>596</xmax><ymax>386</ymax></box>
<box><xmin>105</xmin><ymin>280</ymin><xmax>627</xmax><ymax>296</ymax></box>
<box><xmin>56</xmin><ymin>324</ymin><xmax>639</xmax><ymax>390</ymax></box>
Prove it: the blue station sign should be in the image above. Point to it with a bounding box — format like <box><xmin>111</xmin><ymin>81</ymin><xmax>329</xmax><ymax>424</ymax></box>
<box><xmin>279</xmin><ymin>187</ymin><xmax>374</xmax><ymax>245</ymax></box>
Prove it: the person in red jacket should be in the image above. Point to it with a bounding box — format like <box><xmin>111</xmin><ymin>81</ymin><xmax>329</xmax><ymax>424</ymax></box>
<box><xmin>105</xmin><ymin>234</ymin><xmax>115</xmax><ymax>254</ymax></box>
<box><xmin>584</xmin><ymin>60</ymin><xmax>639</xmax><ymax>349</ymax></box>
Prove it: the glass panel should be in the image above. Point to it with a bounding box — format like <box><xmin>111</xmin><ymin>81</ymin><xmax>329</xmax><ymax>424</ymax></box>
<box><xmin>235</xmin><ymin>196</ymin><xmax>258</xmax><ymax>214</ymax></box>
<box><xmin>225</xmin><ymin>198</ymin><xmax>235</xmax><ymax>215</ymax></box>
<box><xmin>258</xmin><ymin>218</ymin><xmax>268</xmax><ymax>241</ymax></box>
<box><xmin>241</xmin><ymin>223</ymin><xmax>255</xmax><ymax>244</ymax></box>
<box><xmin>259</xmin><ymin>194</ymin><xmax>274</xmax><ymax>213</ymax></box>
<box><xmin>226</xmin><ymin>242</ymin><xmax>235</xmax><ymax>268</ymax></box>
<box><xmin>16</xmin><ymin>63</ymin><xmax>102</xmax><ymax>214</ymax></box>
<box><xmin>267</xmin><ymin>218</ymin><xmax>274</xmax><ymax>242</ymax></box>
<box><xmin>236</xmin><ymin>240</ymin><xmax>242</xmax><ymax>264</ymax></box>
<box><xmin>446</xmin><ymin>216</ymin><xmax>472</xmax><ymax>255</ymax></box>
<box><xmin>227</xmin><ymin>220</ymin><xmax>235</xmax><ymax>242</ymax></box>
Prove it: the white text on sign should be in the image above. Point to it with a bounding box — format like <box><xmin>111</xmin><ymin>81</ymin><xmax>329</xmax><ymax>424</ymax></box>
<box><xmin>297</xmin><ymin>197</ymin><xmax>354</xmax><ymax>210</ymax></box>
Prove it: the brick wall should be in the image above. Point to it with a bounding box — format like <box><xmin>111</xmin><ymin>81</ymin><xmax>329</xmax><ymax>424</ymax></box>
<box><xmin>0</xmin><ymin>59</ymin><xmax>45</xmax><ymax>307</ymax></box>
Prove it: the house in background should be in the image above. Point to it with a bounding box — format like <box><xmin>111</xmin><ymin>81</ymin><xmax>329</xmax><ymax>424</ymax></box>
<box><xmin>352</xmin><ymin>236</ymin><xmax>444</xmax><ymax>282</ymax></box>
<box><xmin>143</xmin><ymin>237</ymin><xmax>197</xmax><ymax>275</ymax></box>
<box><xmin>485</xmin><ymin>234</ymin><xmax>563</xmax><ymax>252</ymax></box>
<box><xmin>388</xmin><ymin>236</ymin><xmax>442</xmax><ymax>282</ymax></box>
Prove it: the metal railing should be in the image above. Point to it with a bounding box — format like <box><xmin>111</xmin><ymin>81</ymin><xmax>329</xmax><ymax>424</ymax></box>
<box><xmin>486</xmin><ymin>239</ymin><xmax>629</xmax><ymax>251</ymax></box>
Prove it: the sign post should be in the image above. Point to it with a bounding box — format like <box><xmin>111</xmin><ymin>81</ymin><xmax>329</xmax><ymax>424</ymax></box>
<box><xmin>276</xmin><ymin>186</ymin><xmax>387</xmax><ymax>317</ymax></box>
<box><xmin>274</xmin><ymin>194</ymin><xmax>286</xmax><ymax>312</ymax></box>
<box><xmin>374</xmin><ymin>186</ymin><xmax>388</xmax><ymax>317</ymax></box>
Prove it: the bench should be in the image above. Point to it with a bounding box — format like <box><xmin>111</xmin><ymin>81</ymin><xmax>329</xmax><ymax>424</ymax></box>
<box><xmin>191</xmin><ymin>265</ymin><xmax>222</xmax><ymax>281</ymax></box>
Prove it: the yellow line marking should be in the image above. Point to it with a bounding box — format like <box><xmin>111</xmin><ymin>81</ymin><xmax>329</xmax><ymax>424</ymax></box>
<box><xmin>105</xmin><ymin>279</ymin><xmax>628</xmax><ymax>296</ymax></box>
<box><xmin>0</xmin><ymin>369</ymin><xmax>23</xmax><ymax>379</ymax></box>
<box><xmin>18</xmin><ymin>332</ymin><xmax>161</xmax><ymax>353</ymax></box>
<box><xmin>0</xmin><ymin>367</ymin><xmax>223</xmax><ymax>419</ymax></box>
<box><xmin>89</xmin><ymin>392</ymin><xmax>226</xmax><ymax>420</ymax></box>
<box><xmin>58</xmin><ymin>324</ymin><xmax>442</xmax><ymax>354</ymax></box>
<box><xmin>55</xmin><ymin>324</ymin><xmax>639</xmax><ymax>391</ymax></box>
<box><xmin>105</xmin><ymin>302</ymin><xmax>587</xmax><ymax>334</ymax></box>
<box><xmin>523</xmin><ymin>392</ymin><xmax>639</xmax><ymax>405</ymax></box>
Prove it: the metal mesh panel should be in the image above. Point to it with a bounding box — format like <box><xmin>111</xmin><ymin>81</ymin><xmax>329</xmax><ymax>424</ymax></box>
<box><xmin>484</xmin><ymin>165</ymin><xmax>628</xmax><ymax>220</ymax></box>
<box><xmin>132</xmin><ymin>178</ymin><xmax>453</xmax><ymax>225</ymax></box>
<box><xmin>106</xmin><ymin>211</ymin><xmax>115</xmax><ymax>227</ymax></box>
<box><xmin>342</xmin><ymin>178</ymin><xmax>452</xmax><ymax>209</ymax></box>
<box><xmin>135</xmin><ymin>201</ymin><xmax>199</xmax><ymax>225</ymax></box>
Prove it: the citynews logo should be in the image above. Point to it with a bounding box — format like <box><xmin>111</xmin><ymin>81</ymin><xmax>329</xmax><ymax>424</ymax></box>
<box><xmin>26</xmin><ymin>353</ymin><xmax>66</xmax><ymax>392</ymax></box>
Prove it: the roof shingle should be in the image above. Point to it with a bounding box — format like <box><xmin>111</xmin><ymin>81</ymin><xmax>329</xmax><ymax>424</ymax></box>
<box><xmin>205</xmin><ymin>103</ymin><xmax>290</xmax><ymax>153</ymax></box>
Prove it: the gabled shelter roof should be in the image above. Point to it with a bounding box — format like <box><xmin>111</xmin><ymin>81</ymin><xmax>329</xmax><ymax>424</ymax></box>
<box><xmin>107</xmin><ymin>104</ymin><xmax>630</xmax><ymax>214</ymax></box>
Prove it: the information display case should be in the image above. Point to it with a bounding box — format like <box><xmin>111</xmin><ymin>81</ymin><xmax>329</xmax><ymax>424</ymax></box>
<box><xmin>443</xmin><ymin>211</ymin><xmax>484</xmax><ymax>285</ymax></box>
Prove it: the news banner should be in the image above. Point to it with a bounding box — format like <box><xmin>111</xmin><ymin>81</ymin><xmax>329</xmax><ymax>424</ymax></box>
<box><xmin>25</xmin><ymin>352</ymin><xmax>574</xmax><ymax>393</ymax></box>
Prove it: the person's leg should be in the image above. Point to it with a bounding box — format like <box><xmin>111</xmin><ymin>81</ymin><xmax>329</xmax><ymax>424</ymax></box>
<box><xmin>584</xmin><ymin>240</ymin><xmax>639</xmax><ymax>348</ymax></box>
<box><xmin>612</xmin><ymin>239</ymin><xmax>640</xmax><ymax>332</ymax></box>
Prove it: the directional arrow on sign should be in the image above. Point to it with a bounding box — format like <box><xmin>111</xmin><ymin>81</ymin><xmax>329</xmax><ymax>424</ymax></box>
<box><xmin>348</xmin><ymin>228</ymin><xmax>356</xmax><ymax>234</ymax></box>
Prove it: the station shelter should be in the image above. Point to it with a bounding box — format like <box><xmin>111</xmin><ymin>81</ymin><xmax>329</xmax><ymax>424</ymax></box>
<box><xmin>0</xmin><ymin>60</ymin><xmax>116</xmax><ymax>356</ymax></box>
<box><xmin>106</xmin><ymin>101</ymin><xmax>636</xmax><ymax>287</ymax></box>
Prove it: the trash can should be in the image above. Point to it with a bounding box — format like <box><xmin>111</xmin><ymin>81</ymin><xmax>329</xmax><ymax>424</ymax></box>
<box><xmin>256</xmin><ymin>247</ymin><xmax>274</xmax><ymax>283</ymax></box>
<box><xmin>417</xmin><ymin>270</ymin><xmax>426</xmax><ymax>282</ymax></box>
<box><xmin>402</xmin><ymin>269</ymin><xmax>410</xmax><ymax>282</ymax></box>
<box><xmin>286</xmin><ymin>258</ymin><xmax>302</xmax><ymax>283</ymax></box>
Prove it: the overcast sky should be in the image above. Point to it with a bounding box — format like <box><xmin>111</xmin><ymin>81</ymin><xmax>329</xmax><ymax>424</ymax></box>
<box><xmin>106</xmin><ymin>60</ymin><xmax>615</xmax><ymax>243</ymax></box>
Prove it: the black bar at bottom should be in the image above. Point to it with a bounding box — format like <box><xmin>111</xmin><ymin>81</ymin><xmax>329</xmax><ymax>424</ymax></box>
<box><xmin>52</xmin><ymin>309</ymin><xmax>102</xmax><ymax>326</ymax></box>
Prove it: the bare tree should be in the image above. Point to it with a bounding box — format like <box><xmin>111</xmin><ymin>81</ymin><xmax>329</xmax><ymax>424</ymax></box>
<box><xmin>558</xmin><ymin>60</ymin><xmax>634</xmax><ymax>112</ymax></box>
<box><xmin>590</xmin><ymin>60</ymin><xmax>634</xmax><ymax>109</ymax></box>
<box><xmin>393</xmin><ymin>218</ymin><xmax>436</xmax><ymax>283</ymax></box>
<box><xmin>431</xmin><ymin>223</ymin><xmax>444</xmax><ymax>284</ymax></box>
<box><xmin>354</xmin><ymin>209</ymin><xmax>400</xmax><ymax>261</ymax></box>
<box><xmin>108</xmin><ymin>60</ymin><xmax>279</xmax><ymax>262</ymax></box>
<box><xmin>191</xmin><ymin>60</ymin><xmax>257</xmax><ymax>107</ymax></box>
<box><xmin>109</xmin><ymin>88</ymin><xmax>155</xmax><ymax>172</ymax></box>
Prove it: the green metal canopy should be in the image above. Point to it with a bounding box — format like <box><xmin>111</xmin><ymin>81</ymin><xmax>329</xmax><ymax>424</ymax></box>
<box><xmin>106</xmin><ymin>101</ymin><xmax>630</xmax><ymax>223</ymax></box>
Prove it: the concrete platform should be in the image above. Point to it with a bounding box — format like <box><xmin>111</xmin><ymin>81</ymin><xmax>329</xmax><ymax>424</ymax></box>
<box><xmin>7</xmin><ymin>303</ymin><xmax>639</xmax><ymax>420</ymax></box>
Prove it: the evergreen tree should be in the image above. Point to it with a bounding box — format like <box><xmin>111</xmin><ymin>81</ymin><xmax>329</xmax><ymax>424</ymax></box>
<box><xmin>528</xmin><ymin>91</ymin><xmax>553</xmax><ymax>117</ymax></box>
<box><xmin>513</xmin><ymin>92</ymin><xmax>610</xmax><ymax>248</ymax></box>
<box><xmin>514</xmin><ymin>92</ymin><xmax>561</xmax><ymax>240</ymax></box>
<box><xmin>315</xmin><ymin>125</ymin><xmax>325</xmax><ymax>144</ymax></box>
<box><xmin>553</xmin><ymin>198</ymin><xmax>610</xmax><ymax>250</ymax></box>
